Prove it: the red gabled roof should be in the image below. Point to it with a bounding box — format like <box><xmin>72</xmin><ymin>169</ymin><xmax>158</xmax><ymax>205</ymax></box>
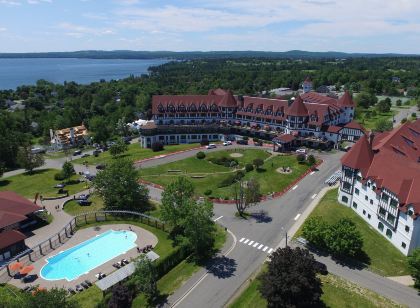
<box><xmin>327</xmin><ymin>125</ymin><xmax>342</xmax><ymax>133</ymax></box>
<box><xmin>341</xmin><ymin>135</ymin><xmax>374</xmax><ymax>176</ymax></box>
<box><xmin>344</xmin><ymin>120</ymin><xmax>366</xmax><ymax>132</ymax></box>
<box><xmin>208</xmin><ymin>88</ymin><xmax>228</xmax><ymax>96</ymax></box>
<box><xmin>287</xmin><ymin>96</ymin><xmax>308</xmax><ymax>117</ymax></box>
<box><xmin>0</xmin><ymin>229</ymin><xmax>26</xmax><ymax>250</ymax></box>
<box><xmin>342</xmin><ymin>120</ymin><xmax>420</xmax><ymax>218</ymax></box>
<box><xmin>338</xmin><ymin>91</ymin><xmax>354</xmax><ymax>107</ymax></box>
<box><xmin>0</xmin><ymin>191</ymin><xmax>41</xmax><ymax>229</ymax></box>
<box><xmin>219</xmin><ymin>90</ymin><xmax>238</xmax><ymax>108</ymax></box>
<box><xmin>273</xmin><ymin>134</ymin><xmax>296</xmax><ymax>143</ymax></box>
<box><xmin>301</xmin><ymin>92</ymin><xmax>338</xmax><ymax>106</ymax></box>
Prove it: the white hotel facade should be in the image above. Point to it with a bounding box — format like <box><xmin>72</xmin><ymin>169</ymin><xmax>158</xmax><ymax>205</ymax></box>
<box><xmin>338</xmin><ymin>120</ymin><xmax>420</xmax><ymax>255</ymax></box>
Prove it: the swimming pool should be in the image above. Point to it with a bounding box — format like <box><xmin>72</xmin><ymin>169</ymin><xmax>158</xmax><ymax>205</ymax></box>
<box><xmin>40</xmin><ymin>229</ymin><xmax>137</xmax><ymax>281</ymax></box>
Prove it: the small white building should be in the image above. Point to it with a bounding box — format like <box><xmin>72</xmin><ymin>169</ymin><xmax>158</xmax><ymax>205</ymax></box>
<box><xmin>338</xmin><ymin>120</ymin><xmax>420</xmax><ymax>255</ymax></box>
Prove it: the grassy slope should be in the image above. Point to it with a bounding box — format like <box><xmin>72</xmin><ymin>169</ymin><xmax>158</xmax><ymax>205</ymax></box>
<box><xmin>295</xmin><ymin>189</ymin><xmax>409</xmax><ymax>276</ymax></box>
<box><xmin>141</xmin><ymin>150</ymin><xmax>310</xmax><ymax>199</ymax></box>
<box><xmin>63</xmin><ymin>194</ymin><xmax>105</xmax><ymax>216</ymax></box>
<box><xmin>73</xmin><ymin>143</ymin><xmax>200</xmax><ymax>165</ymax></box>
<box><xmin>0</xmin><ymin>169</ymin><xmax>86</xmax><ymax>198</ymax></box>
<box><xmin>229</xmin><ymin>273</ymin><xmax>402</xmax><ymax>308</ymax></box>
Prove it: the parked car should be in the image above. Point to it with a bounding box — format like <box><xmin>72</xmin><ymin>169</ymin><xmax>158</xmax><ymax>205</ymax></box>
<box><xmin>96</xmin><ymin>163</ymin><xmax>106</xmax><ymax>170</ymax></box>
<box><xmin>206</xmin><ymin>144</ymin><xmax>217</xmax><ymax>149</ymax></box>
<box><xmin>78</xmin><ymin>200</ymin><xmax>91</xmax><ymax>206</ymax></box>
<box><xmin>93</xmin><ymin>150</ymin><xmax>100</xmax><ymax>157</ymax></box>
<box><xmin>78</xmin><ymin>193</ymin><xmax>90</xmax><ymax>200</ymax></box>
<box><xmin>237</xmin><ymin>139</ymin><xmax>248</xmax><ymax>145</ymax></box>
<box><xmin>81</xmin><ymin>153</ymin><xmax>90</xmax><ymax>158</ymax></box>
<box><xmin>223</xmin><ymin>141</ymin><xmax>232</xmax><ymax>146</ymax></box>
<box><xmin>296</xmin><ymin>148</ymin><xmax>307</xmax><ymax>154</ymax></box>
<box><xmin>73</xmin><ymin>150</ymin><xmax>82</xmax><ymax>156</ymax></box>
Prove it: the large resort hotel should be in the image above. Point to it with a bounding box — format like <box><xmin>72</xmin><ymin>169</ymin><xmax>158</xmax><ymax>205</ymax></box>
<box><xmin>139</xmin><ymin>85</ymin><xmax>365</xmax><ymax>150</ymax></box>
<box><xmin>339</xmin><ymin>119</ymin><xmax>420</xmax><ymax>255</ymax></box>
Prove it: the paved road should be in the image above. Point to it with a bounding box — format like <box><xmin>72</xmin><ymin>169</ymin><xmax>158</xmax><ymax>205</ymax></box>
<box><xmin>393</xmin><ymin>105</ymin><xmax>418</xmax><ymax>128</ymax></box>
<box><xmin>136</xmin><ymin>146</ymin><xmax>343</xmax><ymax>307</ymax></box>
<box><xmin>138</xmin><ymin>147</ymin><xmax>419</xmax><ymax>308</ymax></box>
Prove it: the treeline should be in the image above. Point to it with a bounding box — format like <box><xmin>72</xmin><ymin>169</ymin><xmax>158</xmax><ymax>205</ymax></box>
<box><xmin>0</xmin><ymin>50</ymin><xmax>418</xmax><ymax>60</ymax></box>
<box><xmin>1</xmin><ymin>57</ymin><xmax>419</xmax><ymax>171</ymax></box>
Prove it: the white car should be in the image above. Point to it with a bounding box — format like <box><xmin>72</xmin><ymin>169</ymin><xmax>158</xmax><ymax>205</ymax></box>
<box><xmin>296</xmin><ymin>148</ymin><xmax>307</xmax><ymax>154</ymax></box>
<box><xmin>206</xmin><ymin>144</ymin><xmax>217</xmax><ymax>149</ymax></box>
<box><xmin>223</xmin><ymin>141</ymin><xmax>232</xmax><ymax>146</ymax></box>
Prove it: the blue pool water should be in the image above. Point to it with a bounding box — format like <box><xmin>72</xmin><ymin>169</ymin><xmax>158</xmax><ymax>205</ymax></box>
<box><xmin>40</xmin><ymin>230</ymin><xmax>137</xmax><ymax>281</ymax></box>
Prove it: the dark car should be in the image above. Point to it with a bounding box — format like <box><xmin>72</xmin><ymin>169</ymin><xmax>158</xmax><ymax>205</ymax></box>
<box><xmin>237</xmin><ymin>139</ymin><xmax>248</xmax><ymax>145</ymax></box>
<box><xmin>78</xmin><ymin>200</ymin><xmax>91</xmax><ymax>206</ymax></box>
<box><xmin>93</xmin><ymin>150</ymin><xmax>100</xmax><ymax>157</ymax></box>
<box><xmin>81</xmin><ymin>153</ymin><xmax>90</xmax><ymax>158</ymax></box>
<box><xmin>73</xmin><ymin>150</ymin><xmax>82</xmax><ymax>156</ymax></box>
<box><xmin>313</xmin><ymin>261</ymin><xmax>328</xmax><ymax>275</ymax></box>
<box><xmin>96</xmin><ymin>163</ymin><xmax>106</xmax><ymax>170</ymax></box>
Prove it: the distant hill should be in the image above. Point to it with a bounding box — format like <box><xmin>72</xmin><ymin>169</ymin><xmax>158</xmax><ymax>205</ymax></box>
<box><xmin>0</xmin><ymin>50</ymin><xmax>418</xmax><ymax>59</ymax></box>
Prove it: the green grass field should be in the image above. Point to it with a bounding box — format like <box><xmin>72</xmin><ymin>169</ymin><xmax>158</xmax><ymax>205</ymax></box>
<box><xmin>355</xmin><ymin>108</ymin><xmax>396</xmax><ymax>130</ymax></box>
<box><xmin>73</xmin><ymin>143</ymin><xmax>200</xmax><ymax>165</ymax></box>
<box><xmin>140</xmin><ymin>149</ymin><xmax>311</xmax><ymax>199</ymax></box>
<box><xmin>295</xmin><ymin>189</ymin><xmax>409</xmax><ymax>276</ymax></box>
<box><xmin>0</xmin><ymin>169</ymin><xmax>87</xmax><ymax>198</ymax></box>
<box><xmin>63</xmin><ymin>194</ymin><xmax>104</xmax><ymax>216</ymax></box>
<box><xmin>229</xmin><ymin>273</ymin><xmax>402</xmax><ymax>308</ymax></box>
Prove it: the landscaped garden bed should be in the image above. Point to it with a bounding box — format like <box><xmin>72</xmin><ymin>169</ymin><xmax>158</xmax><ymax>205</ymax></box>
<box><xmin>140</xmin><ymin>149</ymin><xmax>316</xmax><ymax>199</ymax></box>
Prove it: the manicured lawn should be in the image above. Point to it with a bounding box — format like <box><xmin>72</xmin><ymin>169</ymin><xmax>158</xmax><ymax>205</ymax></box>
<box><xmin>295</xmin><ymin>189</ymin><xmax>410</xmax><ymax>276</ymax></box>
<box><xmin>70</xmin><ymin>285</ymin><xmax>103</xmax><ymax>308</ymax></box>
<box><xmin>0</xmin><ymin>169</ymin><xmax>87</xmax><ymax>198</ymax></box>
<box><xmin>355</xmin><ymin>108</ymin><xmax>396</xmax><ymax>130</ymax></box>
<box><xmin>73</xmin><ymin>143</ymin><xmax>200</xmax><ymax>165</ymax></box>
<box><xmin>229</xmin><ymin>273</ymin><xmax>401</xmax><ymax>308</ymax></box>
<box><xmin>63</xmin><ymin>194</ymin><xmax>105</xmax><ymax>216</ymax></box>
<box><xmin>141</xmin><ymin>150</ymin><xmax>311</xmax><ymax>199</ymax></box>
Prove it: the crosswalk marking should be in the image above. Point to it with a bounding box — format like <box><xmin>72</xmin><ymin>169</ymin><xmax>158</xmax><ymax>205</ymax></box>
<box><xmin>311</xmin><ymin>193</ymin><xmax>317</xmax><ymax>199</ymax></box>
<box><xmin>294</xmin><ymin>213</ymin><xmax>301</xmax><ymax>221</ymax></box>
<box><xmin>310</xmin><ymin>171</ymin><xmax>315</xmax><ymax>175</ymax></box>
<box><xmin>292</xmin><ymin>185</ymin><xmax>298</xmax><ymax>190</ymax></box>
<box><xmin>239</xmin><ymin>237</ymin><xmax>274</xmax><ymax>254</ymax></box>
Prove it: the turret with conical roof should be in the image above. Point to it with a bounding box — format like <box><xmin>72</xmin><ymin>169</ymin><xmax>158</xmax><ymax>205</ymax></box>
<box><xmin>338</xmin><ymin>91</ymin><xmax>354</xmax><ymax>107</ymax></box>
<box><xmin>341</xmin><ymin>134</ymin><xmax>374</xmax><ymax>177</ymax></box>
<box><xmin>286</xmin><ymin>96</ymin><xmax>308</xmax><ymax>117</ymax></box>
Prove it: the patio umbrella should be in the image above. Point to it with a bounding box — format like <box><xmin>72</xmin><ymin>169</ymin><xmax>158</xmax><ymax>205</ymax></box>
<box><xmin>9</xmin><ymin>262</ymin><xmax>23</xmax><ymax>271</ymax></box>
<box><xmin>19</xmin><ymin>265</ymin><xmax>34</xmax><ymax>275</ymax></box>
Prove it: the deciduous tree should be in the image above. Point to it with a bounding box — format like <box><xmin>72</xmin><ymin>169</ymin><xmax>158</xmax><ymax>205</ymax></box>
<box><xmin>61</xmin><ymin>161</ymin><xmax>75</xmax><ymax>183</ymax></box>
<box><xmin>408</xmin><ymin>248</ymin><xmax>420</xmax><ymax>289</ymax></box>
<box><xmin>109</xmin><ymin>139</ymin><xmax>128</xmax><ymax>158</ymax></box>
<box><xmin>325</xmin><ymin>218</ymin><xmax>363</xmax><ymax>258</ymax></box>
<box><xmin>233</xmin><ymin>178</ymin><xmax>260</xmax><ymax>217</ymax></box>
<box><xmin>108</xmin><ymin>284</ymin><xmax>133</xmax><ymax>308</ymax></box>
<box><xmin>17</xmin><ymin>144</ymin><xmax>45</xmax><ymax>174</ymax></box>
<box><xmin>130</xmin><ymin>255</ymin><xmax>158</xmax><ymax>303</ymax></box>
<box><xmin>93</xmin><ymin>158</ymin><xmax>149</xmax><ymax>211</ymax></box>
<box><xmin>374</xmin><ymin>118</ymin><xmax>393</xmax><ymax>132</ymax></box>
<box><xmin>258</xmin><ymin>247</ymin><xmax>322</xmax><ymax>307</ymax></box>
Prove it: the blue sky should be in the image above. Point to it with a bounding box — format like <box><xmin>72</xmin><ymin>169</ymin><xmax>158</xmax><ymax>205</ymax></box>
<box><xmin>0</xmin><ymin>0</ymin><xmax>419</xmax><ymax>53</ymax></box>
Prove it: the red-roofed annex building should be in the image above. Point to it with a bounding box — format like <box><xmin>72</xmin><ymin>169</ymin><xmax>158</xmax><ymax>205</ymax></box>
<box><xmin>139</xmin><ymin>86</ymin><xmax>363</xmax><ymax>148</ymax></box>
<box><xmin>0</xmin><ymin>191</ymin><xmax>41</xmax><ymax>261</ymax></box>
<box><xmin>338</xmin><ymin>119</ymin><xmax>420</xmax><ymax>255</ymax></box>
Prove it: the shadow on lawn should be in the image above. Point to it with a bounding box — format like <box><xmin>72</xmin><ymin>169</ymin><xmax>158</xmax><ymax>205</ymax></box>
<box><xmin>0</xmin><ymin>179</ymin><xmax>11</xmax><ymax>187</ymax></box>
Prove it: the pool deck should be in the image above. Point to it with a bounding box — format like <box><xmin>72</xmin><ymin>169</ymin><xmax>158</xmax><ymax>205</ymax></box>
<box><xmin>9</xmin><ymin>224</ymin><xmax>158</xmax><ymax>290</ymax></box>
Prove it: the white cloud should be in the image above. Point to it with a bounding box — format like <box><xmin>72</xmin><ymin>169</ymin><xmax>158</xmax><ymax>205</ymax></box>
<box><xmin>0</xmin><ymin>27</ymin><xmax>7</xmax><ymax>32</ymax></box>
<box><xmin>58</xmin><ymin>22</ymin><xmax>116</xmax><ymax>37</ymax></box>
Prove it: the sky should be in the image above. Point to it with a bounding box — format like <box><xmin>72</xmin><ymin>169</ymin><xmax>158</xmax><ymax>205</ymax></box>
<box><xmin>0</xmin><ymin>0</ymin><xmax>420</xmax><ymax>53</ymax></box>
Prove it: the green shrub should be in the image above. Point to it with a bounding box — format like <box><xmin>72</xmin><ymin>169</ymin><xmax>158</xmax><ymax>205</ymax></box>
<box><xmin>54</xmin><ymin>172</ymin><xmax>65</xmax><ymax>181</ymax></box>
<box><xmin>396</xmin><ymin>100</ymin><xmax>402</xmax><ymax>106</ymax></box>
<box><xmin>411</xmin><ymin>112</ymin><xmax>417</xmax><ymax>118</ymax></box>
<box><xmin>242</xmin><ymin>136</ymin><xmax>249</xmax><ymax>141</ymax></box>
<box><xmin>245</xmin><ymin>163</ymin><xmax>254</xmax><ymax>172</ymax></box>
<box><xmin>217</xmin><ymin>170</ymin><xmax>245</xmax><ymax>188</ymax></box>
<box><xmin>196</xmin><ymin>151</ymin><xmax>206</xmax><ymax>159</ymax></box>
<box><xmin>151</xmin><ymin>142</ymin><xmax>164</xmax><ymax>152</ymax></box>
<box><xmin>204</xmin><ymin>189</ymin><xmax>212</xmax><ymax>196</ymax></box>
<box><xmin>253</xmin><ymin>137</ymin><xmax>259</xmax><ymax>143</ymax></box>
<box><xmin>401</xmin><ymin>118</ymin><xmax>408</xmax><ymax>124</ymax></box>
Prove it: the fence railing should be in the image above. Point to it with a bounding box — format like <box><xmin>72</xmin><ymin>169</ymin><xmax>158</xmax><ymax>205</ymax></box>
<box><xmin>0</xmin><ymin>210</ymin><xmax>165</xmax><ymax>283</ymax></box>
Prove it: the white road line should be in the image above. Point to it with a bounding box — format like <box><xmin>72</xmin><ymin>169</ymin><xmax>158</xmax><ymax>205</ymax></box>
<box><xmin>294</xmin><ymin>213</ymin><xmax>301</xmax><ymax>221</ymax></box>
<box><xmin>239</xmin><ymin>237</ymin><xmax>245</xmax><ymax>243</ymax></box>
<box><xmin>253</xmin><ymin>242</ymin><xmax>259</xmax><ymax>247</ymax></box>
<box><xmin>268</xmin><ymin>248</ymin><xmax>274</xmax><ymax>254</ymax></box>
<box><xmin>243</xmin><ymin>239</ymin><xmax>249</xmax><ymax>244</ymax></box>
<box><xmin>311</xmin><ymin>193</ymin><xmax>317</xmax><ymax>199</ymax></box>
<box><xmin>258</xmin><ymin>244</ymin><xmax>264</xmax><ymax>249</ymax></box>
<box><xmin>292</xmin><ymin>185</ymin><xmax>298</xmax><ymax>190</ymax></box>
<box><xmin>263</xmin><ymin>246</ymin><xmax>268</xmax><ymax>252</ymax></box>
<box><xmin>213</xmin><ymin>215</ymin><xmax>223</xmax><ymax>222</ymax></box>
<box><xmin>248</xmin><ymin>241</ymin><xmax>254</xmax><ymax>246</ymax></box>
<box><xmin>310</xmin><ymin>171</ymin><xmax>315</xmax><ymax>175</ymax></box>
